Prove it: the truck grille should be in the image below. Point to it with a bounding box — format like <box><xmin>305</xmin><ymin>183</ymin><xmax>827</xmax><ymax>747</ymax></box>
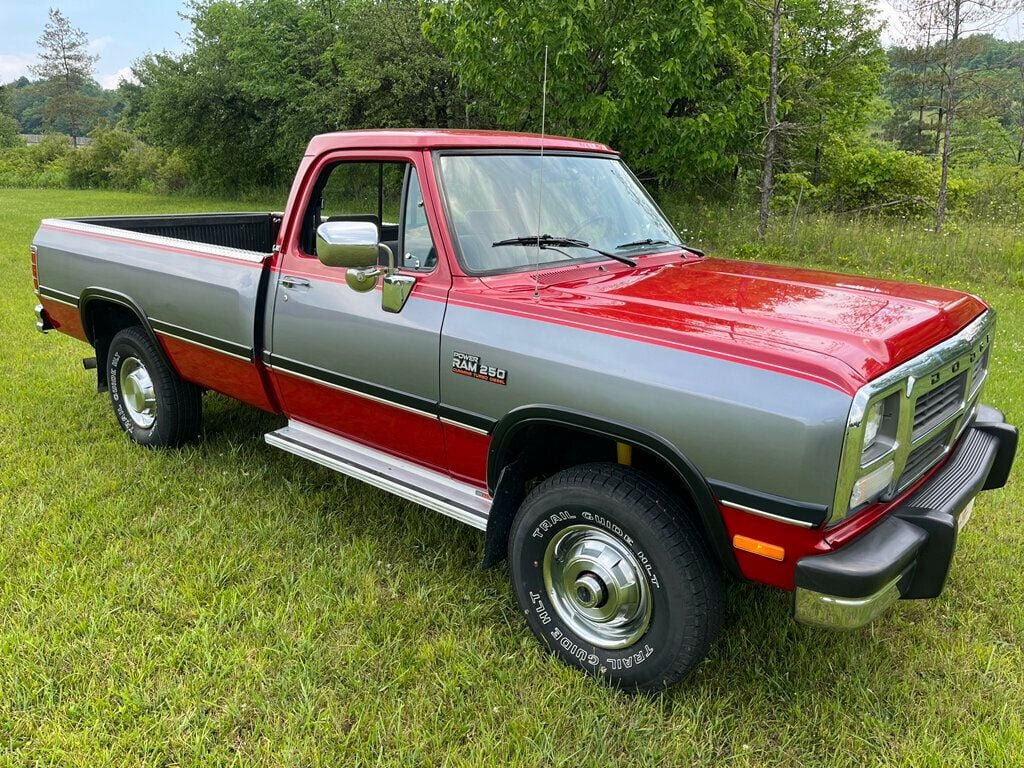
<box><xmin>912</xmin><ymin>373</ymin><xmax>966</xmax><ymax>439</ymax></box>
<box><xmin>897</xmin><ymin>425</ymin><xmax>953</xmax><ymax>491</ymax></box>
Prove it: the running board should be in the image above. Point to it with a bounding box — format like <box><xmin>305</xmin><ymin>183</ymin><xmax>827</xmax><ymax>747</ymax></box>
<box><xmin>265</xmin><ymin>420</ymin><xmax>490</xmax><ymax>530</ymax></box>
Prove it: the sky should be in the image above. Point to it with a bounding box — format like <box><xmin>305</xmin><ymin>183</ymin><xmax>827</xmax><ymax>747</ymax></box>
<box><xmin>1</xmin><ymin>1</ymin><xmax>1023</xmax><ymax>90</ymax></box>
<box><xmin>0</xmin><ymin>0</ymin><xmax>188</xmax><ymax>88</ymax></box>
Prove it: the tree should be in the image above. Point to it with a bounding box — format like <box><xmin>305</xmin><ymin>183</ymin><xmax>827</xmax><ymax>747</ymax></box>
<box><xmin>132</xmin><ymin>0</ymin><xmax>468</xmax><ymax>190</ymax></box>
<box><xmin>30</xmin><ymin>8</ymin><xmax>100</xmax><ymax>147</ymax></box>
<box><xmin>757</xmin><ymin>0</ymin><xmax>783</xmax><ymax>237</ymax></box>
<box><xmin>895</xmin><ymin>0</ymin><xmax>1024</xmax><ymax>230</ymax></box>
<box><xmin>751</xmin><ymin>0</ymin><xmax>884</xmax><ymax>234</ymax></box>
<box><xmin>425</xmin><ymin>0</ymin><xmax>766</xmax><ymax>186</ymax></box>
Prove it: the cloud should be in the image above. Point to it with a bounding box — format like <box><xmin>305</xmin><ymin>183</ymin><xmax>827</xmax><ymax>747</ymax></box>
<box><xmin>88</xmin><ymin>36</ymin><xmax>113</xmax><ymax>56</ymax></box>
<box><xmin>0</xmin><ymin>53</ymin><xmax>35</xmax><ymax>82</ymax></box>
<box><xmin>98</xmin><ymin>66</ymin><xmax>137</xmax><ymax>90</ymax></box>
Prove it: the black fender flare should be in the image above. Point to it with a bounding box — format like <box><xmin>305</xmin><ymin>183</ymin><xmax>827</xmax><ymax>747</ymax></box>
<box><xmin>482</xmin><ymin>405</ymin><xmax>740</xmax><ymax>577</ymax></box>
<box><xmin>79</xmin><ymin>287</ymin><xmax>177</xmax><ymax>383</ymax></box>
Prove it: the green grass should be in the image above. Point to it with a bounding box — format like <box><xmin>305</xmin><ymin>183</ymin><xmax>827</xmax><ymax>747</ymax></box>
<box><xmin>1</xmin><ymin>187</ymin><xmax>1023</xmax><ymax>766</ymax></box>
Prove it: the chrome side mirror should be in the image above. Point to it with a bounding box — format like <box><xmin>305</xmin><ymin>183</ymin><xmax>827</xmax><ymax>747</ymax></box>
<box><xmin>315</xmin><ymin>220</ymin><xmax>380</xmax><ymax>269</ymax></box>
<box><xmin>314</xmin><ymin>220</ymin><xmax>416</xmax><ymax>312</ymax></box>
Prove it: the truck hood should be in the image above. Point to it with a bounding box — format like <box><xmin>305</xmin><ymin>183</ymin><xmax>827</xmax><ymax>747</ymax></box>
<box><xmin>478</xmin><ymin>256</ymin><xmax>987</xmax><ymax>393</ymax></box>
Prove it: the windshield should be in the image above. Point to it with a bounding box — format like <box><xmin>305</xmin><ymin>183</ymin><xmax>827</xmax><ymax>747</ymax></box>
<box><xmin>437</xmin><ymin>153</ymin><xmax>680</xmax><ymax>274</ymax></box>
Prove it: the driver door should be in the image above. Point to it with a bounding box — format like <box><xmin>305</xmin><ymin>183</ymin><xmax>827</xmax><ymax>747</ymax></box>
<box><xmin>267</xmin><ymin>151</ymin><xmax>451</xmax><ymax>470</ymax></box>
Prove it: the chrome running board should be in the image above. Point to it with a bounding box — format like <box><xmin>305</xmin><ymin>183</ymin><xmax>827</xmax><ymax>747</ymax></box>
<box><xmin>265</xmin><ymin>420</ymin><xmax>490</xmax><ymax>529</ymax></box>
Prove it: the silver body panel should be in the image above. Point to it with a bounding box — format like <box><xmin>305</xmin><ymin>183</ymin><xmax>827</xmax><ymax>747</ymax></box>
<box><xmin>440</xmin><ymin>304</ymin><xmax>852</xmax><ymax>509</ymax></box>
<box><xmin>34</xmin><ymin>219</ymin><xmax>268</xmax><ymax>357</ymax></box>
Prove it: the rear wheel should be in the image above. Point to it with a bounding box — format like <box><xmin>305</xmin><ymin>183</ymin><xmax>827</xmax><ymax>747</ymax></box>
<box><xmin>509</xmin><ymin>463</ymin><xmax>722</xmax><ymax>692</ymax></box>
<box><xmin>107</xmin><ymin>326</ymin><xmax>201</xmax><ymax>447</ymax></box>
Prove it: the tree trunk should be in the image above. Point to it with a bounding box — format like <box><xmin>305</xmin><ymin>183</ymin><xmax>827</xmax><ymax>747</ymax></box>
<box><xmin>758</xmin><ymin>0</ymin><xmax>782</xmax><ymax>239</ymax></box>
<box><xmin>936</xmin><ymin>2</ymin><xmax>961</xmax><ymax>233</ymax></box>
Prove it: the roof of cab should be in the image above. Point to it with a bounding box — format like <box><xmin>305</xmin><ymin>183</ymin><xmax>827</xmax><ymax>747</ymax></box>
<box><xmin>304</xmin><ymin>129</ymin><xmax>617</xmax><ymax>157</ymax></box>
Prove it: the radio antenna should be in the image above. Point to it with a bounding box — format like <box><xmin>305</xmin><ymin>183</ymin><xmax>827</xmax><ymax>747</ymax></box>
<box><xmin>533</xmin><ymin>45</ymin><xmax>548</xmax><ymax>300</ymax></box>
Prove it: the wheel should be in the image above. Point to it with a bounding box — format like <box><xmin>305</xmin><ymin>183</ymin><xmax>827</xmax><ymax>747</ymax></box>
<box><xmin>508</xmin><ymin>463</ymin><xmax>722</xmax><ymax>692</ymax></box>
<box><xmin>106</xmin><ymin>326</ymin><xmax>202</xmax><ymax>447</ymax></box>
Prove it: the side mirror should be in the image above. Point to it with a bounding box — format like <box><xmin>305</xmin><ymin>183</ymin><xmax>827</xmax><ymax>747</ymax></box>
<box><xmin>316</xmin><ymin>221</ymin><xmax>380</xmax><ymax>269</ymax></box>
<box><xmin>313</xmin><ymin>220</ymin><xmax>415</xmax><ymax>312</ymax></box>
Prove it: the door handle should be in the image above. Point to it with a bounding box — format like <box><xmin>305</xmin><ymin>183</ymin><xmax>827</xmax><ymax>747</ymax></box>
<box><xmin>280</xmin><ymin>276</ymin><xmax>311</xmax><ymax>289</ymax></box>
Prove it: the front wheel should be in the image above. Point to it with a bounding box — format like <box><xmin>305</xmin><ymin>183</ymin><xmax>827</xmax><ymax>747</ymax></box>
<box><xmin>508</xmin><ymin>463</ymin><xmax>722</xmax><ymax>692</ymax></box>
<box><xmin>107</xmin><ymin>326</ymin><xmax>202</xmax><ymax>447</ymax></box>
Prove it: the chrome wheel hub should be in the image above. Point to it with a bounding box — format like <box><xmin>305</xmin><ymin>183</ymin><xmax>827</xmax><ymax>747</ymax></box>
<box><xmin>543</xmin><ymin>523</ymin><xmax>652</xmax><ymax>650</ymax></box>
<box><xmin>119</xmin><ymin>356</ymin><xmax>157</xmax><ymax>429</ymax></box>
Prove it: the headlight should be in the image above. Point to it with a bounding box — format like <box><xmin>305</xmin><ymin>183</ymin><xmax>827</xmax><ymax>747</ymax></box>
<box><xmin>862</xmin><ymin>401</ymin><xmax>884</xmax><ymax>453</ymax></box>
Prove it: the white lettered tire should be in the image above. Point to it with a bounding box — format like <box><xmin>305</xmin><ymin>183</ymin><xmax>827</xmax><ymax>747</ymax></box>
<box><xmin>107</xmin><ymin>326</ymin><xmax>202</xmax><ymax>447</ymax></box>
<box><xmin>509</xmin><ymin>463</ymin><xmax>722</xmax><ymax>692</ymax></box>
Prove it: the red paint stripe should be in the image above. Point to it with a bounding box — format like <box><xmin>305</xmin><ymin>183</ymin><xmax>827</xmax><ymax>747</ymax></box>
<box><xmin>272</xmin><ymin>367</ymin><xmax>450</xmax><ymax>471</ymax></box>
<box><xmin>40</xmin><ymin>222</ymin><xmax>268</xmax><ymax>267</ymax></box>
<box><xmin>39</xmin><ymin>298</ymin><xmax>87</xmax><ymax>342</ymax></box>
<box><xmin>445</xmin><ymin>291</ymin><xmax>858</xmax><ymax>393</ymax></box>
<box><xmin>156</xmin><ymin>333</ymin><xmax>277</xmax><ymax>412</ymax></box>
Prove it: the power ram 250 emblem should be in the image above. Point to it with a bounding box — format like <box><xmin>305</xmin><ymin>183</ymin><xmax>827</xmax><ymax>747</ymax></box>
<box><xmin>452</xmin><ymin>351</ymin><xmax>508</xmax><ymax>385</ymax></box>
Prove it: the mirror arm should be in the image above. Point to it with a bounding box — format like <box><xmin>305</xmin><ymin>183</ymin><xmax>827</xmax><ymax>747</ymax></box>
<box><xmin>379</xmin><ymin>242</ymin><xmax>396</xmax><ymax>275</ymax></box>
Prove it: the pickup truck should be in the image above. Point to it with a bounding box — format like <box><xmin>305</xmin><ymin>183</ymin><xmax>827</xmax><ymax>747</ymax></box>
<box><xmin>33</xmin><ymin>129</ymin><xmax>1018</xmax><ymax>691</ymax></box>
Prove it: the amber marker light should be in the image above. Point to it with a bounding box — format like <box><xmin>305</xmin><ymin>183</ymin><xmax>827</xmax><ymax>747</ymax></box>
<box><xmin>733</xmin><ymin>535</ymin><xmax>785</xmax><ymax>562</ymax></box>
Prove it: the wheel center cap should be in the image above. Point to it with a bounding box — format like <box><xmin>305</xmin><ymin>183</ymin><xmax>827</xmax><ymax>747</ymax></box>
<box><xmin>573</xmin><ymin>572</ymin><xmax>607</xmax><ymax>609</ymax></box>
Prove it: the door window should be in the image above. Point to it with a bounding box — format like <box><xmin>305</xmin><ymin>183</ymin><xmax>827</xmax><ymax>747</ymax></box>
<box><xmin>302</xmin><ymin>160</ymin><xmax>437</xmax><ymax>272</ymax></box>
<box><xmin>400</xmin><ymin>168</ymin><xmax>436</xmax><ymax>271</ymax></box>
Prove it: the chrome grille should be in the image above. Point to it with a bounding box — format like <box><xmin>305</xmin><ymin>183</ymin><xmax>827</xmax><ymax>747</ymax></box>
<box><xmin>897</xmin><ymin>425</ymin><xmax>953</xmax><ymax>491</ymax></box>
<box><xmin>912</xmin><ymin>373</ymin><xmax>966</xmax><ymax>439</ymax></box>
<box><xmin>829</xmin><ymin>311</ymin><xmax>996</xmax><ymax>526</ymax></box>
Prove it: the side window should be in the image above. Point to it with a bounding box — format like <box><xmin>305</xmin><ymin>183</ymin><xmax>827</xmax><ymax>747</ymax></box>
<box><xmin>400</xmin><ymin>168</ymin><xmax>437</xmax><ymax>272</ymax></box>
<box><xmin>303</xmin><ymin>161</ymin><xmax>405</xmax><ymax>258</ymax></box>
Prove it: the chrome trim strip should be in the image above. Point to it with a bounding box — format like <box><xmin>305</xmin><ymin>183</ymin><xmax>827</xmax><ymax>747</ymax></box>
<box><xmin>721</xmin><ymin>500</ymin><xmax>816</xmax><ymax>528</ymax></box>
<box><xmin>265</xmin><ymin>420</ymin><xmax>490</xmax><ymax>530</ymax></box>
<box><xmin>37</xmin><ymin>285</ymin><xmax>80</xmax><ymax>307</ymax></box>
<box><xmin>39</xmin><ymin>218</ymin><xmax>270</xmax><ymax>264</ymax></box>
<box><xmin>440</xmin><ymin>416</ymin><xmax>490</xmax><ymax>436</ymax></box>
<box><xmin>149</xmin><ymin>317</ymin><xmax>252</xmax><ymax>360</ymax></box>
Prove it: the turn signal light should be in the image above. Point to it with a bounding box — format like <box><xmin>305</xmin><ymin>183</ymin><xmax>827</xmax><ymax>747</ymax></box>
<box><xmin>732</xmin><ymin>535</ymin><xmax>785</xmax><ymax>562</ymax></box>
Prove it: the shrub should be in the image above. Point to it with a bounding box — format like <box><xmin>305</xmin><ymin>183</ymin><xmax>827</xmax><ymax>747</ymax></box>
<box><xmin>0</xmin><ymin>114</ymin><xmax>22</xmax><ymax>149</ymax></box>
<box><xmin>960</xmin><ymin>163</ymin><xmax>1024</xmax><ymax>221</ymax></box>
<box><xmin>67</xmin><ymin>123</ymin><xmax>136</xmax><ymax>188</ymax></box>
<box><xmin>822</xmin><ymin>143</ymin><xmax>942</xmax><ymax>216</ymax></box>
<box><xmin>0</xmin><ymin>134</ymin><xmax>72</xmax><ymax>188</ymax></box>
<box><xmin>157</xmin><ymin>151</ymin><xmax>191</xmax><ymax>193</ymax></box>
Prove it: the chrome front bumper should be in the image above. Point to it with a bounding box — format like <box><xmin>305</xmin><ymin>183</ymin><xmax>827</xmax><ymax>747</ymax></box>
<box><xmin>794</xmin><ymin>405</ymin><xmax>1016</xmax><ymax>630</ymax></box>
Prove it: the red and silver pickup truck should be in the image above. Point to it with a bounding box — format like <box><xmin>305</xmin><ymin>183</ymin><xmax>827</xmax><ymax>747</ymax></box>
<box><xmin>33</xmin><ymin>129</ymin><xmax>1017</xmax><ymax>691</ymax></box>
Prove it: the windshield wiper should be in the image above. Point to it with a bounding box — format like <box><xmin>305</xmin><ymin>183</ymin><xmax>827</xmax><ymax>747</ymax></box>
<box><xmin>492</xmin><ymin>235</ymin><xmax>637</xmax><ymax>267</ymax></box>
<box><xmin>615</xmin><ymin>238</ymin><xmax>705</xmax><ymax>257</ymax></box>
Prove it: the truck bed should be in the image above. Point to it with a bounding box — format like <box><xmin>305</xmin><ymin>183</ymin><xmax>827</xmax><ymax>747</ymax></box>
<box><xmin>33</xmin><ymin>211</ymin><xmax>281</xmax><ymax>412</ymax></box>
<box><xmin>71</xmin><ymin>212</ymin><xmax>282</xmax><ymax>254</ymax></box>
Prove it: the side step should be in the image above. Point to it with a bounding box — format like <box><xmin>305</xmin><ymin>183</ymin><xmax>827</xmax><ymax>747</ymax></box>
<box><xmin>265</xmin><ymin>420</ymin><xmax>490</xmax><ymax>530</ymax></box>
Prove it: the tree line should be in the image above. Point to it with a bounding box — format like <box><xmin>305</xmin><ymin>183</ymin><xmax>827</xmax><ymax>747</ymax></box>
<box><xmin>3</xmin><ymin>1</ymin><xmax>1024</xmax><ymax>230</ymax></box>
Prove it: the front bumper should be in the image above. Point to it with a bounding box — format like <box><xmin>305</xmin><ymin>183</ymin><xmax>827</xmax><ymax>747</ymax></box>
<box><xmin>794</xmin><ymin>405</ymin><xmax>1017</xmax><ymax>629</ymax></box>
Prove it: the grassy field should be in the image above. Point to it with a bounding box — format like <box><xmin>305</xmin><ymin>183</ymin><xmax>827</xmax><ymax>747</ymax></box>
<box><xmin>1</xmin><ymin>187</ymin><xmax>1023</xmax><ymax>766</ymax></box>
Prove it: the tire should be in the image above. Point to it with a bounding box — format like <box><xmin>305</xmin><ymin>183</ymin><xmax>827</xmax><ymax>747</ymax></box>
<box><xmin>509</xmin><ymin>463</ymin><xmax>722</xmax><ymax>692</ymax></box>
<box><xmin>107</xmin><ymin>326</ymin><xmax>202</xmax><ymax>447</ymax></box>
